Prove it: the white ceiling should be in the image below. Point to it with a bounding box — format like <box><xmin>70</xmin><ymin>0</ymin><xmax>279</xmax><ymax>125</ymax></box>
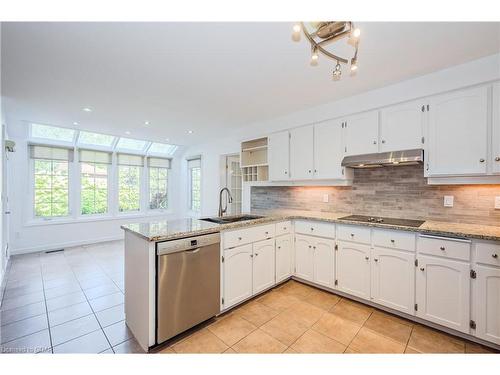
<box><xmin>2</xmin><ymin>22</ymin><xmax>500</xmax><ymax>146</ymax></box>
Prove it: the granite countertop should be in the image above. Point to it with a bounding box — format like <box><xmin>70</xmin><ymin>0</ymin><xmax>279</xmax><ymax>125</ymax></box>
<box><xmin>121</xmin><ymin>209</ymin><xmax>500</xmax><ymax>243</ymax></box>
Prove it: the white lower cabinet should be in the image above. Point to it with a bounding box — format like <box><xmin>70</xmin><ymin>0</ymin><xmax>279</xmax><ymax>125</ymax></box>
<box><xmin>223</xmin><ymin>244</ymin><xmax>253</xmax><ymax>309</ymax></box>
<box><xmin>371</xmin><ymin>247</ymin><xmax>415</xmax><ymax>315</ymax></box>
<box><xmin>313</xmin><ymin>237</ymin><xmax>335</xmax><ymax>288</ymax></box>
<box><xmin>294</xmin><ymin>234</ymin><xmax>334</xmax><ymax>287</ymax></box>
<box><xmin>415</xmin><ymin>255</ymin><xmax>470</xmax><ymax>333</ymax></box>
<box><xmin>336</xmin><ymin>241</ymin><xmax>371</xmax><ymax>300</ymax></box>
<box><xmin>252</xmin><ymin>238</ymin><xmax>276</xmax><ymax>294</ymax></box>
<box><xmin>294</xmin><ymin>234</ymin><xmax>315</xmax><ymax>281</ymax></box>
<box><xmin>475</xmin><ymin>265</ymin><xmax>500</xmax><ymax>345</ymax></box>
<box><xmin>275</xmin><ymin>234</ymin><xmax>293</xmax><ymax>283</ymax></box>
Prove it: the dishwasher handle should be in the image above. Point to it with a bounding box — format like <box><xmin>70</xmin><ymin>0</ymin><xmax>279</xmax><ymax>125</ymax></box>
<box><xmin>157</xmin><ymin>232</ymin><xmax>220</xmax><ymax>255</ymax></box>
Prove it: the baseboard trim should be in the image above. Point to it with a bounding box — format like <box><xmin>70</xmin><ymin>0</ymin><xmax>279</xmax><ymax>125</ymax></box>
<box><xmin>10</xmin><ymin>235</ymin><xmax>124</xmax><ymax>256</ymax></box>
<box><xmin>292</xmin><ymin>276</ymin><xmax>500</xmax><ymax>352</ymax></box>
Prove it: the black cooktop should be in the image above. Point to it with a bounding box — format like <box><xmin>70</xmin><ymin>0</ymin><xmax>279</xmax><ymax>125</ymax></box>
<box><xmin>338</xmin><ymin>215</ymin><xmax>425</xmax><ymax>228</ymax></box>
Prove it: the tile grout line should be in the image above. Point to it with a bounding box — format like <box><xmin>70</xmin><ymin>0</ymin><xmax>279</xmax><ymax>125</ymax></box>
<box><xmin>39</xmin><ymin>253</ymin><xmax>55</xmax><ymax>353</ymax></box>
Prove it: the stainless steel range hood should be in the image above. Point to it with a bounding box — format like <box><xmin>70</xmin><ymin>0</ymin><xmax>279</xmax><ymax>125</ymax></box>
<box><xmin>341</xmin><ymin>149</ymin><xmax>423</xmax><ymax>168</ymax></box>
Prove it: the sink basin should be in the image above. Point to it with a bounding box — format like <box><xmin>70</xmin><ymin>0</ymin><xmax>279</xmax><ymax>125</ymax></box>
<box><xmin>200</xmin><ymin>215</ymin><xmax>264</xmax><ymax>224</ymax></box>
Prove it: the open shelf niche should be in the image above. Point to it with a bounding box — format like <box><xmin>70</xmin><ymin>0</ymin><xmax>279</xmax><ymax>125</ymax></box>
<box><xmin>240</xmin><ymin>137</ymin><xmax>269</xmax><ymax>182</ymax></box>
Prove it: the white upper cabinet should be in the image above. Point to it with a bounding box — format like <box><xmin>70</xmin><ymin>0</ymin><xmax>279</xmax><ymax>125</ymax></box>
<box><xmin>268</xmin><ymin>131</ymin><xmax>290</xmax><ymax>181</ymax></box>
<box><xmin>252</xmin><ymin>238</ymin><xmax>276</xmax><ymax>294</ymax></box>
<box><xmin>314</xmin><ymin>120</ymin><xmax>344</xmax><ymax>179</ymax></box>
<box><xmin>371</xmin><ymin>247</ymin><xmax>415</xmax><ymax>315</ymax></box>
<box><xmin>492</xmin><ymin>83</ymin><xmax>500</xmax><ymax>174</ymax></box>
<box><xmin>343</xmin><ymin>110</ymin><xmax>379</xmax><ymax>156</ymax></box>
<box><xmin>415</xmin><ymin>255</ymin><xmax>470</xmax><ymax>333</ymax></box>
<box><xmin>379</xmin><ymin>101</ymin><xmax>425</xmax><ymax>152</ymax></box>
<box><xmin>290</xmin><ymin>125</ymin><xmax>315</xmax><ymax>180</ymax></box>
<box><xmin>427</xmin><ymin>86</ymin><xmax>488</xmax><ymax>176</ymax></box>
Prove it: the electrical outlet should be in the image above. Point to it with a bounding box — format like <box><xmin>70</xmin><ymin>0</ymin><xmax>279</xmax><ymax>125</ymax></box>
<box><xmin>495</xmin><ymin>196</ymin><xmax>500</xmax><ymax>210</ymax></box>
<box><xmin>323</xmin><ymin>194</ymin><xmax>329</xmax><ymax>203</ymax></box>
<box><xmin>444</xmin><ymin>195</ymin><xmax>454</xmax><ymax>207</ymax></box>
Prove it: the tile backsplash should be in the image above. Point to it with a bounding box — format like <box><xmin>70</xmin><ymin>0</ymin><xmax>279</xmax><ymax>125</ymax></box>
<box><xmin>251</xmin><ymin>165</ymin><xmax>500</xmax><ymax>226</ymax></box>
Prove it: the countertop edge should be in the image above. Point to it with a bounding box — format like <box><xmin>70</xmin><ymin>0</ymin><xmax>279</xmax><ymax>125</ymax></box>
<box><xmin>121</xmin><ymin>214</ymin><xmax>500</xmax><ymax>243</ymax></box>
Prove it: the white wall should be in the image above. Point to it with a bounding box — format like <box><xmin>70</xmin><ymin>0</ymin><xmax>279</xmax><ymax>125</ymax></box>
<box><xmin>0</xmin><ymin>22</ymin><xmax>6</xmax><ymax>284</ymax></box>
<box><xmin>6</xmin><ymin>119</ymin><xmax>184</xmax><ymax>255</ymax></box>
<box><xmin>179</xmin><ymin>53</ymin><xmax>500</xmax><ymax>218</ymax></box>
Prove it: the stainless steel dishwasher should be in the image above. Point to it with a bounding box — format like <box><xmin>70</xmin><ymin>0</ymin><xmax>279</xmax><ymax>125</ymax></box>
<box><xmin>156</xmin><ymin>232</ymin><xmax>220</xmax><ymax>344</ymax></box>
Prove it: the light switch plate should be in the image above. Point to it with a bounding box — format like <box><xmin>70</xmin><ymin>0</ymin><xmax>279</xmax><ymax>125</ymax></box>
<box><xmin>323</xmin><ymin>194</ymin><xmax>329</xmax><ymax>203</ymax></box>
<box><xmin>495</xmin><ymin>196</ymin><xmax>500</xmax><ymax>210</ymax></box>
<box><xmin>444</xmin><ymin>195</ymin><xmax>454</xmax><ymax>207</ymax></box>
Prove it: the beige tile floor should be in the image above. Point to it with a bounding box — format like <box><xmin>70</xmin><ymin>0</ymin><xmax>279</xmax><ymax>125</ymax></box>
<box><xmin>0</xmin><ymin>241</ymin><xmax>497</xmax><ymax>354</ymax></box>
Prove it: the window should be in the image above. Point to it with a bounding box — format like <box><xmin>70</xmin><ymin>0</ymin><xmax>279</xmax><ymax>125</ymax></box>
<box><xmin>117</xmin><ymin>153</ymin><xmax>144</xmax><ymax>212</ymax></box>
<box><xmin>31</xmin><ymin>123</ymin><xmax>75</xmax><ymax>143</ymax></box>
<box><xmin>187</xmin><ymin>157</ymin><xmax>201</xmax><ymax>212</ymax></box>
<box><xmin>31</xmin><ymin>145</ymin><xmax>72</xmax><ymax>218</ymax></box>
<box><xmin>148</xmin><ymin>158</ymin><xmax>171</xmax><ymax>209</ymax></box>
<box><xmin>79</xmin><ymin>150</ymin><xmax>111</xmax><ymax>215</ymax></box>
<box><xmin>116</xmin><ymin>137</ymin><xmax>148</xmax><ymax>152</ymax></box>
<box><xmin>78</xmin><ymin>131</ymin><xmax>116</xmax><ymax>148</ymax></box>
<box><xmin>148</xmin><ymin>142</ymin><xmax>178</xmax><ymax>156</ymax></box>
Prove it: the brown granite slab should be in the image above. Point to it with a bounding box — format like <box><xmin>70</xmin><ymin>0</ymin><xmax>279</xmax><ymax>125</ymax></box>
<box><xmin>121</xmin><ymin>210</ymin><xmax>500</xmax><ymax>243</ymax></box>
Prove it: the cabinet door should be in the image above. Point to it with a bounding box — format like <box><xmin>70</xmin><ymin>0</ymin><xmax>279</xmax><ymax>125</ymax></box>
<box><xmin>252</xmin><ymin>238</ymin><xmax>276</xmax><ymax>295</ymax></box>
<box><xmin>294</xmin><ymin>234</ymin><xmax>314</xmax><ymax>282</ymax></box>
<box><xmin>276</xmin><ymin>234</ymin><xmax>292</xmax><ymax>283</ymax></box>
<box><xmin>475</xmin><ymin>265</ymin><xmax>500</xmax><ymax>345</ymax></box>
<box><xmin>336</xmin><ymin>241</ymin><xmax>371</xmax><ymax>300</ymax></box>
<box><xmin>290</xmin><ymin>125</ymin><xmax>314</xmax><ymax>180</ymax></box>
<box><xmin>314</xmin><ymin>120</ymin><xmax>344</xmax><ymax>179</ymax></box>
<box><xmin>268</xmin><ymin>131</ymin><xmax>290</xmax><ymax>181</ymax></box>
<box><xmin>223</xmin><ymin>244</ymin><xmax>253</xmax><ymax>309</ymax></box>
<box><xmin>492</xmin><ymin>83</ymin><xmax>500</xmax><ymax>174</ymax></box>
<box><xmin>371</xmin><ymin>247</ymin><xmax>415</xmax><ymax>315</ymax></box>
<box><xmin>416</xmin><ymin>255</ymin><xmax>470</xmax><ymax>333</ymax></box>
<box><xmin>380</xmin><ymin>101</ymin><xmax>424</xmax><ymax>152</ymax></box>
<box><xmin>427</xmin><ymin>86</ymin><xmax>488</xmax><ymax>176</ymax></box>
<box><xmin>343</xmin><ymin>111</ymin><xmax>379</xmax><ymax>156</ymax></box>
<box><xmin>313</xmin><ymin>237</ymin><xmax>335</xmax><ymax>288</ymax></box>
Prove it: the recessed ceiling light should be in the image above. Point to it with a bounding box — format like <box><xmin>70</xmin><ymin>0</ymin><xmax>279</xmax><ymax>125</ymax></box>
<box><xmin>144</xmin><ymin>121</ymin><xmax>150</xmax><ymax>126</ymax></box>
<box><xmin>188</xmin><ymin>130</ymin><xmax>194</xmax><ymax>134</ymax></box>
<box><xmin>73</xmin><ymin>122</ymin><xmax>79</xmax><ymax>126</ymax></box>
<box><xmin>125</xmin><ymin>131</ymin><xmax>131</xmax><ymax>135</ymax></box>
<box><xmin>165</xmin><ymin>138</ymin><xmax>170</xmax><ymax>142</ymax></box>
<box><xmin>82</xmin><ymin>107</ymin><xmax>92</xmax><ymax>112</ymax></box>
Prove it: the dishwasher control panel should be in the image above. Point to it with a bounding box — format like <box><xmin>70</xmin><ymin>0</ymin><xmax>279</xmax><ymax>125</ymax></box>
<box><xmin>156</xmin><ymin>232</ymin><xmax>220</xmax><ymax>255</ymax></box>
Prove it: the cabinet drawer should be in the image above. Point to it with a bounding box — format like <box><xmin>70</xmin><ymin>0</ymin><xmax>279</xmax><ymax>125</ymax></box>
<box><xmin>475</xmin><ymin>242</ymin><xmax>500</xmax><ymax>267</ymax></box>
<box><xmin>294</xmin><ymin>220</ymin><xmax>335</xmax><ymax>239</ymax></box>
<box><xmin>337</xmin><ymin>224</ymin><xmax>371</xmax><ymax>244</ymax></box>
<box><xmin>373</xmin><ymin>229</ymin><xmax>416</xmax><ymax>252</ymax></box>
<box><xmin>275</xmin><ymin>221</ymin><xmax>292</xmax><ymax>236</ymax></box>
<box><xmin>417</xmin><ymin>235</ymin><xmax>471</xmax><ymax>261</ymax></box>
<box><xmin>223</xmin><ymin>223</ymin><xmax>275</xmax><ymax>249</ymax></box>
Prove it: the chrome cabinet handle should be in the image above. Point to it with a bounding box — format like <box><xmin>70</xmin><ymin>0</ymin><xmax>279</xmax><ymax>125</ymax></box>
<box><xmin>250</xmin><ymin>254</ymin><xmax>253</xmax><ymax>258</ymax></box>
<box><xmin>365</xmin><ymin>256</ymin><xmax>369</xmax><ymax>260</ymax></box>
<box><xmin>255</xmin><ymin>253</ymin><xmax>259</xmax><ymax>257</ymax></box>
<box><xmin>350</xmin><ymin>233</ymin><xmax>355</xmax><ymax>237</ymax></box>
<box><xmin>479</xmin><ymin>158</ymin><xmax>485</xmax><ymax>163</ymax></box>
<box><xmin>284</xmin><ymin>170</ymin><xmax>288</xmax><ymax>174</ymax></box>
<box><xmin>308</xmin><ymin>245</ymin><xmax>312</xmax><ymax>248</ymax></box>
<box><xmin>420</xmin><ymin>267</ymin><xmax>425</xmax><ymax>271</ymax></box>
<box><xmin>440</xmin><ymin>246</ymin><xmax>445</xmax><ymax>251</ymax></box>
<box><xmin>277</xmin><ymin>246</ymin><xmax>281</xmax><ymax>249</ymax></box>
<box><xmin>308</xmin><ymin>169</ymin><xmax>312</xmax><ymax>173</ymax></box>
<box><xmin>373</xmin><ymin>140</ymin><xmax>377</xmax><ymax>144</ymax></box>
<box><xmin>493</xmin><ymin>253</ymin><xmax>499</xmax><ymax>259</ymax></box>
<box><xmin>265</xmin><ymin>231</ymin><xmax>269</xmax><ymax>235</ymax></box>
<box><xmin>310</xmin><ymin>227</ymin><xmax>314</xmax><ymax>231</ymax></box>
<box><xmin>495</xmin><ymin>157</ymin><xmax>500</xmax><ymax>162</ymax></box>
<box><xmin>313</xmin><ymin>246</ymin><xmax>316</xmax><ymax>249</ymax></box>
<box><xmin>238</xmin><ymin>237</ymin><xmax>242</xmax><ymax>240</ymax></box>
<box><xmin>374</xmin><ymin>258</ymin><xmax>379</xmax><ymax>262</ymax></box>
<box><xmin>390</xmin><ymin>239</ymin><xmax>395</xmax><ymax>243</ymax></box>
<box><xmin>381</xmin><ymin>140</ymin><xmax>386</xmax><ymax>144</ymax></box>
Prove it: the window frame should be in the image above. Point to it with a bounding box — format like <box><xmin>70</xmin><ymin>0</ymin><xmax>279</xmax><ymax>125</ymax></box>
<box><xmin>117</xmin><ymin>163</ymin><xmax>143</xmax><ymax>214</ymax></box>
<box><xmin>79</xmin><ymin>161</ymin><xmax>111</xmax><ymax>217</ymax></box>
<box><xmin>147</xmin><ymin>164</ymin><xmax>171</xmax><ymax>212</ymax></box>
<box><xmin>187</xmin><ymin>156</ymin><xmax>202</xmax><ymax>214</ymax></box>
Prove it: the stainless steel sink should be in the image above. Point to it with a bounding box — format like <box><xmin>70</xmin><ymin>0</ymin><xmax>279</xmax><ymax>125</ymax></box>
<box><xmin>200</xmin><ymin>215</ymin><xmax>264</xmax><ymax>224</ymax></box>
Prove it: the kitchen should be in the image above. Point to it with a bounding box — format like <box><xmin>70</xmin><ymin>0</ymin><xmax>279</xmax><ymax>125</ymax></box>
<box><xmin>0</xmin><ymin>10</ymin><xmax>500</xmax><ymax>369</ymax></box>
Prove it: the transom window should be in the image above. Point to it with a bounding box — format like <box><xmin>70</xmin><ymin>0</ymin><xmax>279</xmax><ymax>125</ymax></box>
<box><xmin>116</xmin><ymin>137</ymin><xmax>148</xmax><ymax>152</ymax></box>
<box><xmin>148</xmin><ymin>142</ymin><xmax>178</xmax><ymax>156</ymax></box>
<box><xmin>78</xmin><ymin>131</ymin><xmax>116</xmax><ymax>148</ymax></box>
<box><xmin>31</xmin><ymin>123</ymin><xmax>76</xmax><ymax>143</ymax></box>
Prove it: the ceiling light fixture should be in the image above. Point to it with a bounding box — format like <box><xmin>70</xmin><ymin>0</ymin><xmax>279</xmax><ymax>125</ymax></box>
<box><xmin>125</xmin><ymin>131</ymin><xmax>131</xmax><ymax>135</ymax></box>
<box><xmin>82</xmin><ymin>107</ymin><xmax>92</xmax><ymax>112</ymax></box>
<box><xmin>144</xmin><ymin>121</ymin><xmax>150</xmax><ymax>126</ymax></box>
<box><xmin>73</xmin><ymin>122</ymin><xmax>79</xmax><ymax>126</ymax></box>
<box><xmin>188</xmin><ymin>130</ymin><xmax>193</xmax><ymax>134</ymax></box>
<box><xmin>292</xmin><ymin>21</ymin><xmax>361</xmax><ymax>81</ymax></box>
